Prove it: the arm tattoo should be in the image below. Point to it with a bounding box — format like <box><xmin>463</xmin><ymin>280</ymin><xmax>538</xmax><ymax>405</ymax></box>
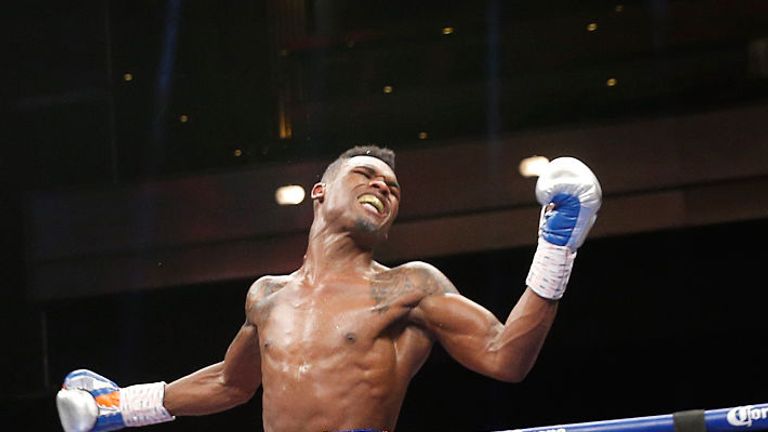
<box><xmin>422</xmin><ymin>272</ymin><xmax>459</xmax><ymax>295</ymax></box>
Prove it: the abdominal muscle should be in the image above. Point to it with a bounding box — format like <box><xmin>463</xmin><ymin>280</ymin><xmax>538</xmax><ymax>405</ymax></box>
<box><xmin>260</xmin><ymin>337</ymin><xmax>406</xmax><ymax>432</ymax></box>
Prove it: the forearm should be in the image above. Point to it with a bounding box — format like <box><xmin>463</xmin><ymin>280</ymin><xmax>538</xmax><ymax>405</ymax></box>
<box><xmin>164</xmin><ymin>362</ymin><xmax>258</xmax><ymax>416</ymax></box>
<box><xmin>57</xmin><ymin>300</ymin><xmax>263</xmax><ymax>430</ymax></box>
<box><xmin>491</xmin><ymin>288</ymin><xmax>558</xmax><ymax>381</ymax></box>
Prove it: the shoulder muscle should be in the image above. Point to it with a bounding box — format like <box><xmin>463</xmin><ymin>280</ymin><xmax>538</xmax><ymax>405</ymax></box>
<box><xmin>400</xmin><ymin>261</ymin><xmax>459</xmax><ymax>296</ymax></box>
<box><xmin>245</xmin><ymin>275</ymin><xmax>289</xmax><ymax>317</ymax></box>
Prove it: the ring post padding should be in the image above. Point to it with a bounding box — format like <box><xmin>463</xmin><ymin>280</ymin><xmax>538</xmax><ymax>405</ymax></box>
<box><xmin>673</xmin><ymin>410</ymin><xmax>705</xmax><ymax>432</ymax></box>
<box><xmin>502</xmin><ymin>403</ymin><xmax>768</xmax><ymax>432</ymax></box>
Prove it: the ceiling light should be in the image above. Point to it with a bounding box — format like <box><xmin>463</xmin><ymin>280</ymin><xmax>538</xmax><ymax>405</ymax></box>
<box><xmin>442</xmin><ymin>27</ymin><xmax>454</xmax><ymax>35</ymax></box>
<box><xmin>383</xmin><ymin>85</ymin><xmax>393</xmax><ymax>94</ymax></box>
<box><xmin>179</xmin><ymin>114</ymin><xmax>189</xmax><ymax>123</ymax></box>
<box><xmin>275</xmin><ymin>185</ymin><xmax>305</xmax><ymax>205</ymax></box>
<box><xmin>606</xmin><ymin>78</ymin><xmax>618</xmax><ymax>87</ymax></box>
<box><xmin>518</xmin><ymin>156</ymin><xmax>550</xmax><ymax>178</ymax></box>
<box><xmin>123</xmin><ymin>73</ymin><xmax>133</xmax><ymax>82</ymax></box>
<box><xmin>587</xmin><ymin>23</ymin><xmax>598</xmax><ymax>32</ymax></box>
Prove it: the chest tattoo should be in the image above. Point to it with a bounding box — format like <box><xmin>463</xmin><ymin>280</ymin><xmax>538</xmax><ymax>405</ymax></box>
<box><xmin>370</xmin><ymin>270</ymin><xmax>410</xmax><ymax>313</ymax></box>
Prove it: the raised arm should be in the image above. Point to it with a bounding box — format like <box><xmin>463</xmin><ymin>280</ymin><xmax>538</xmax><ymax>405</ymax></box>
<box><xmin>56</xmin><ymin>279</ymin><xmax>268</xmax><ymax>432</ymax></box>
<box><xmin>411</xmin><ymin>157</ymin><xmax>602</xmax><ymax>383</ymax></box>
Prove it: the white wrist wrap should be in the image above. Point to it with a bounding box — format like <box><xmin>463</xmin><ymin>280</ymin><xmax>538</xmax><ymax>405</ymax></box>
<box><xmin>121</xmin><ymin>382</ymin><xmax>175</xmax><ymax>427</ymax></box>
<box><xmin>526</xmin><ymin>240</ymin><xmax>577</xmax><ymax>300</ymax></box>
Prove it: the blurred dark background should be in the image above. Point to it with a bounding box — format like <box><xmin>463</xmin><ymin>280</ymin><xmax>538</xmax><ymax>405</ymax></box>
<box><xmin>3</xmin><ymin>0</ymin><xmax>768</xmax><ymax>431</ymax></box>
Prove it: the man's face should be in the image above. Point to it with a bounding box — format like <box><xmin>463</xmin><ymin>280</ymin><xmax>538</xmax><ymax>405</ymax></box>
<box><xmin>314</xmin><ymin>155</ymin><xmax>401</xmax><ymax>241</ymax></box>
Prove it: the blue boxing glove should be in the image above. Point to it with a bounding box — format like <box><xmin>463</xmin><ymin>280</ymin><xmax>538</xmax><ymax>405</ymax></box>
<box><xmin>56</xmin><ymin>369</ymin><xmax>174</xmax><ymax>432</ymax></box>
<box><xmin>526</xmin><ymin>157</ymin><xmax>602</xmax><ymax>299</ymax></box>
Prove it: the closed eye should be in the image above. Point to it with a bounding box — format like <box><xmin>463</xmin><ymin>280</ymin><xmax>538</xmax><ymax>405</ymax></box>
<box><xmin>388</xmin><ymin>184</ymin><xmax>400</xmax><ymax>198</ymax></box>
<box><xmin>354</xmin><ymin>165</ymin><xmax>400</xmax><ymax>197</ymax></box>
<box><xmin>354</xmin><ymin>168</ymin><xmax>373</xmax><ymax>179</ymax></box>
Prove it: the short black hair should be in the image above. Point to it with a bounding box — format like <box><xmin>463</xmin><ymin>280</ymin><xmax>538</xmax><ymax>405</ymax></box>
<box><xmin>321</xmin><ymin>145</ymin><xmax>396</xmax><ymax>182</ymax></box>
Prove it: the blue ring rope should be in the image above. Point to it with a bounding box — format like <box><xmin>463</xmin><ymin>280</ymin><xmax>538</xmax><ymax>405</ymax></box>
<box><xmin>498</xmin><ymin>403</ymin><xmax>768</xmax><ymax>432</ymax></box>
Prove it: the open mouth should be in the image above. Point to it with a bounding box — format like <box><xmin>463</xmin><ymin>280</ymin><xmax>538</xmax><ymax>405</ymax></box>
<box><xmin>358</xmin><ymin>194</ymin><xmax>385</xmax><ymax>215</ymax></box>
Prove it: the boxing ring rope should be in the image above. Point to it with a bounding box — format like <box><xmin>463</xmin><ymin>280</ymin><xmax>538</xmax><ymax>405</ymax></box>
<box><xmin>498</xmin><ymin>403</ymin><xmax>768</xmax><ymax>432</ymax></box>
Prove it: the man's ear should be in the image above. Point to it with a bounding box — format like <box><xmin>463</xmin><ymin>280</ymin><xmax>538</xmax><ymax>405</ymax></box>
<box><xmin>311</xmin><ymin>182</ymin><xmax>326</xmax><ymax>202</ymax></box>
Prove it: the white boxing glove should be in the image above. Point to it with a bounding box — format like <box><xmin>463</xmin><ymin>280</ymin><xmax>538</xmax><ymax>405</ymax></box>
<box><xmin>526</xmin><ymin>157</ymin><xmax>602</xmax><ymax>300</ymax></box>
<box><xmin>57</xmin><ymin>369</ymin><xmax>174</xmax><ymax>432</ymax></box>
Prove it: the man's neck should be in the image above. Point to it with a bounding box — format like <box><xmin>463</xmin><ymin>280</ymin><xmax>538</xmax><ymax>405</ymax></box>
<box><xmin>300</xmin><ymin>224</ymin><xmax>378</xmax><ymax>286</ymax></box>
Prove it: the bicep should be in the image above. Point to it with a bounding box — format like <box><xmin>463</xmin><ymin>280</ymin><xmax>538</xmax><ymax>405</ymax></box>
<box><xmin>413</xmin><ymin>292</ymin><xmax>504</xmax><ymax>376</ymax></box>
<box><xmin>218</xmin><ymin>278</ymin><xmax>266</xmax><ymax>389</ymax></box>
<box><xmin>221</xmin><ymin>321</ymin><xmax>262</xmax><ymax>390</ymax></box>
<box><xmin>164</xmin><ymin>323</ymin><xmax>261</xmax><ymax>415</ymax></box>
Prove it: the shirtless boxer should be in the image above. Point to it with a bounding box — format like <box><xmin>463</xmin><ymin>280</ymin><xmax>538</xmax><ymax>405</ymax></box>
<box><xmin>57</xmin><ymin>145</ymin><xmax>602</xmax><ymax>432</ymax></box>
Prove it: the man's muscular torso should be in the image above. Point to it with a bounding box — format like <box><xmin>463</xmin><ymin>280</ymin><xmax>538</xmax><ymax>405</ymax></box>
<box><xmin>248</xmin><ymin>262</ymin><xmax>454</xmax><ymax>432</ymax></box>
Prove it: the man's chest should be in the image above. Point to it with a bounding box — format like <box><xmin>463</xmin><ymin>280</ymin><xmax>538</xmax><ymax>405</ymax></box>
<box><xmin>256</xmin><ymin>292</ymin><xmax>399</xmax><ymax>352</ymax></box>
<box><xmin>251</xmin><ymin>277</ymin><xmax>425</xmax><ymax>354</ymax></box>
